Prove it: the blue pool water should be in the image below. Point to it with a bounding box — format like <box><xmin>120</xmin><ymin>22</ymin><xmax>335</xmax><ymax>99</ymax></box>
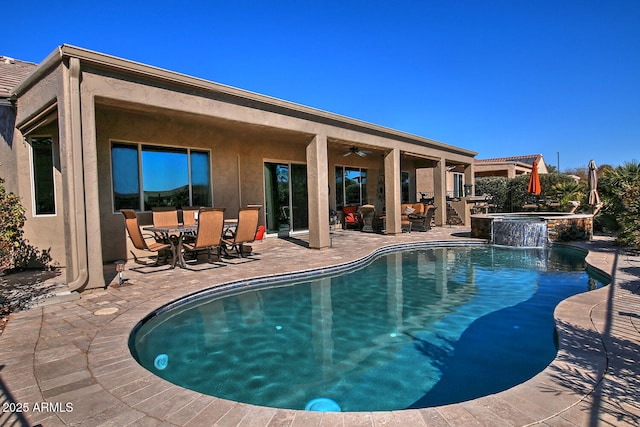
<box><xmin>129</xmin><ymin>245</ymin><xmax>607</xmax><ymax>412</ymax></box>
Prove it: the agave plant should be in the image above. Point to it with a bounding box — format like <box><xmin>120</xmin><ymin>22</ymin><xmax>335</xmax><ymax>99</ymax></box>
<box><xmin>550</xmin><ymin>180</ymin><xmax>586</xmax><ymax>207</ymax></box>
<box><xmin>599</xmin><ymin>161</ymin><xmax>640</xmax><ymax>246</ymax></box>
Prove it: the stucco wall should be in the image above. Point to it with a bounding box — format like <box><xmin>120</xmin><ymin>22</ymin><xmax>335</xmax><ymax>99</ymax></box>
<box><xmin>96</xmin><ymin>104</ymin><xmax>392</xmax><ymax>261</ymax></box>
<box><xmin>3</xmin><ymin>118</ymin><xmax>66</xmax><ymax>267</ymax></box>
<box><xmin>95</xmin><ymin>105</ymin><xmax>309</xmax><ymax>261</ymax></box>
<box><xmin>20</xmin><ymin>123</ymin><xmax>66</xmax><ymax>266</ymax></box>
<box><xmin>0</xmin><ymin>106</ymin><xmax>19</xmax><ymax>192</ymax></box>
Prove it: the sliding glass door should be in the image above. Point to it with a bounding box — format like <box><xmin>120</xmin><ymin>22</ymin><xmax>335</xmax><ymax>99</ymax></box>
<box><xmin>264</xmin><ymin>162</ymin><xmax>308</xmax><ymax>235</ymax></box>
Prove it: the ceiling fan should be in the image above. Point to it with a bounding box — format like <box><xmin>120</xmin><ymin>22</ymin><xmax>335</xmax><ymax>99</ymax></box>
<box><xmin>343</xmin><ymin>146</ymin><xmax>372</xmax><ymax>157</ymax></box>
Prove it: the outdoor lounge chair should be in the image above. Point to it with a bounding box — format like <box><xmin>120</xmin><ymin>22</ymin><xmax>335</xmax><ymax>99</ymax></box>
<box><xmin>121</xmin><ymin>209</ymin><xmax>172</xmax><ymax>265</ymax></box>
<box><xmin>409</xmin><ymin>205</ymin><xmax>437</xmax><ymax>232</ymax></box>
<box><xmin>183</xmin><ymin>208</ymin><xmax>225</xmax><ymax>263</ymax></box>
<box><xmin>342</xmin><ymin>206</ymin><xmax>363</xmax><ymax>230</ymax></box>
<box><xmin>222</xmin><ymin>207</ymin><xmax>260</xmax><ymax>257</ymax></box>
<box><xmin>401</xmin><ymin>203</ymin><xmax>436</xmax><ymax>232</ymax></box>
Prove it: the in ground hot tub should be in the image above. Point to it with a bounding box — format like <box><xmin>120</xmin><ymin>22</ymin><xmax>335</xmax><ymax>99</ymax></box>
<box><xmin>471</xmin><ymin>212</ymin><xmax>594</xmax><ymax>247</ymax></box>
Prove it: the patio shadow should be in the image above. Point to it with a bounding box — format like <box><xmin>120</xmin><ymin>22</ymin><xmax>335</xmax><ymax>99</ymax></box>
<box><xmin>0</xmin><ymin>365</ymin><xmax>31</xmax><ymax>427</ymax></box>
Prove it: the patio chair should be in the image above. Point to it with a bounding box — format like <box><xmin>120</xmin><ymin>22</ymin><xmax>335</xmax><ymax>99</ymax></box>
<box><xmin>152</xmin><ymin>206</ymin><xmax>180</xmax><ymax>241</ymax></box>
<box><xmin>408</xmin><ymin>205</ymin><xmax>437</xmax><ymax>231</ymax></box>
<box><xmin>342</xmin><ymin>206</ymin><xmax>363</xmax><ymax>230</ymax></box>
<box><xmin>360</xmin><ymin>204</ymin><xmax>378</xmax><ymax>232</ymax></box>
<box><xmin>222</xmin><ymin>207</ymin><xmax>260</xmax><ymax>257</ymax></box>
<box><xmin>181</xmin><ymin>206</ymin><xmax>201</xmax><ymax>227</ymax></box>
<box><xmin>152</xmin><ymin>206</ymin><xmax>179</xmax><ymax>226</ymax></box>
<box><xmin>183</xmin><ymin>208</ymin><xmax>225</xmax><ymax>263</ymax></box>
<box><xmin>120</xmin><ymin>209</ymin><xmax>172</xmax><ymax>265</ymax></box>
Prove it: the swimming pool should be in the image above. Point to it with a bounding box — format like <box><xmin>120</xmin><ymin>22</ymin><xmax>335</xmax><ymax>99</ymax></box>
<box><xmin>129</xmin><ymin>245</ymin><xmax>607</xmax><ymax>412</ymax></box>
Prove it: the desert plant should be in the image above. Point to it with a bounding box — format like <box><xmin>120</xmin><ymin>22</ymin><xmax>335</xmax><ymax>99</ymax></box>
<box><xmin>599</xmin><ymin>161</ymin><xmax>640</xmax><ymax>247</ymax></box>
<box><xmin>0</xmin><ymin>175</ymin><xmax>26</xmax><ymax>273</ymax></box>
<box><xmin>0</xmin><ymin>172</ymin><xmax>54</xmax><ymax>273</ymax></box>
<box><xmin>550</xmin><ymin>180</ymin><xmax>586</xmax><ymax>207</ymax></box>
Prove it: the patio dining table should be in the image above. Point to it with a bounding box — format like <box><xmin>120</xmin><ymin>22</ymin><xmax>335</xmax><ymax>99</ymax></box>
<box><xmin>143</xmin><ymin>224</ymin><xmax>197</xmax><ymax>268</ymax></box>
<box><xmin>144</xmin><ymin>220</ymin><xmax>239</xmax><ymax>268</ymax></box>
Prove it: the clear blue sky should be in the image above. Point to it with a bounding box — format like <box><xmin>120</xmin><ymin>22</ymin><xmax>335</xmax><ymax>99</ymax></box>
<box><xmin>3</xmin><ymin>0</ymin><xmax>639</xmax><ymax>171</ymax></box>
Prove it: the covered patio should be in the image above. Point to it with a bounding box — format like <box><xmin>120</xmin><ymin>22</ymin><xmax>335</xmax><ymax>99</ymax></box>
<box><xmin>10</xmin><ymin>45</ymin><xmax>476</xmax><ymax>291</ymax></box>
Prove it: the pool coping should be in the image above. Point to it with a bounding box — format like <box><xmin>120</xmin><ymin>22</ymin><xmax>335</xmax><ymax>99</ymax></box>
<box><xmin>1</xmin><ymin>230</ymin><xmax>639</xmax><ymax>426</ymax></box>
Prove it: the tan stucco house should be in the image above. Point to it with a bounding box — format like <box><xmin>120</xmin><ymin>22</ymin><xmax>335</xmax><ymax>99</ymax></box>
<box><xmin>1</xmin><ymin>45</ymin><xmax>477</xmax><ymax>291</ymax></box>
<box><xmin>474</xmin><ymin>154</ymin><xmax>548</xmax><ymax>178</ymax></box>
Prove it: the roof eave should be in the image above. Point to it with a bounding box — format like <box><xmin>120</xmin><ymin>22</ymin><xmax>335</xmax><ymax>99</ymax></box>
<box><xmin>14</xmin><ymin>44</ymin><xmax>478</xmax><ymax>157</ymax></box>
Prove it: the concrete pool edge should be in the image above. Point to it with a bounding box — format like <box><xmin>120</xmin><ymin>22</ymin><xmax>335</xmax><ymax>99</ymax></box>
<box><xmin>2</xmin><ymin>231</ymin><xmax>638</xmax><ymax>426</ymax></box>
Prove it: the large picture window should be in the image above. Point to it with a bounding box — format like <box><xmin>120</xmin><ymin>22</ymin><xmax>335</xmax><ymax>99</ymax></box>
<box><xmin>31</xmin><ymin>136</ymin><xmax>56</xmax><ymax>215</ymax></box>
<box><xmin>335</xmin><ymin>166</ymin><xmax>367</xmax><ymax>207</ymax></box>
<box><xmin>111</xmin><ymin>142</ymin><xmax>211</xmax><ymax>211</ymax></box>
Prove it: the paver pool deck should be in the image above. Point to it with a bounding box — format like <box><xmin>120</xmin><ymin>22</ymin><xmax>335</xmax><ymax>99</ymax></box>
<box><xmin>0</xmin><ymin>226</ymin><xmax>639</xmax><ymax>426</ymax></box>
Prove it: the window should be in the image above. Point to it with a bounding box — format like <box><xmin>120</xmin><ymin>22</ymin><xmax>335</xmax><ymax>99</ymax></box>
<box><xmin>31</xmin><ymin>136</ymin><xmax>56</xmax><ymax>215</ymax></box>
<box><xmin>335</xmin><ymin>166</ymin><xmax>367</xmax><ymax>206</ymax></box>
<box><xmin>112</xmin><ymin>143</ymin><xmax>140</xmax><ymax>210</ymax></box>
<box><xmin>111</xmin><ymin>142</ymin><xmax>211</xmax><ymax>211</ymax></box>
<box><xmin>401</xmin><ymin>171</ymin><xmax>410</xmax><ymax>203</ymax></box>
<box><xmin>264</xmin><ymin>162</ymin><xmax>308</xmax><ymax>234</ymax></box>
<box><xmin>453</xmin><ymin>172</ymin><xmax>464</xmax><ymax>198</ymax></box>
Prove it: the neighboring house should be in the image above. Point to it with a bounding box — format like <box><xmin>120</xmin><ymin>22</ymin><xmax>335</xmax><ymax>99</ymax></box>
<box><xmin>0</xmin><ymin>56</ymin><xmax>37</xmax><ymax>182</ymax></box>
<box><xmin>474</xmin><ymin>154</ymin><xmax>548</xmax><ymax>178</ymax></box>
<box><xmin>3</xmin><ymin>45</ymin><xmax>477</xmax><ymax>291</ymax></box>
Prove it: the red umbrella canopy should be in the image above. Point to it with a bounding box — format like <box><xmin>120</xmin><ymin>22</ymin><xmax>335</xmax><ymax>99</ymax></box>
<box><xmin>528</xmin><ymin>161</ymin><xmax>541</xmax><ymax>195</ymax></box>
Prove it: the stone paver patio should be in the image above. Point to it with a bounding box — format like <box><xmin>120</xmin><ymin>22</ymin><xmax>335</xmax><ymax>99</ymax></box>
<box><xmin>0</xmin><ymin>226</ymin><xmax>639</xmax><ymax>426</ymax></box>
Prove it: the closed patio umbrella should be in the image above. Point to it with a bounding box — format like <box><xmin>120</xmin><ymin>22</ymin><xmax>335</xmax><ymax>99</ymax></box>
<box><xmin>588</xmin><ymin>159</ymin><xmax>600</xmax><ymax>207</ymax></box>
<box><xmin>527</xmin><ymin>161</ymin><xmax>541</xmax><ymax>195</ymax></box>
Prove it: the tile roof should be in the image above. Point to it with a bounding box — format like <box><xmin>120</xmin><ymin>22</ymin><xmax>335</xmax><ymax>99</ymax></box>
<box><xmin>475</xmin><ymin>154</ymin><xmax>542</xmax><ymax>166</ymax></box>
<box><xmin>0</xmin><ymin>56</ymin><xmax>37</xmax><ymax>99</ymax></box>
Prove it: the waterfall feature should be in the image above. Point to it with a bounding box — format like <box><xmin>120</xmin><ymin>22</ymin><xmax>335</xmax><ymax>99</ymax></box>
<box><xmin>492</xmin><ymin>219</ymin><xmax>548</xmax><ymax>247</ymax></box>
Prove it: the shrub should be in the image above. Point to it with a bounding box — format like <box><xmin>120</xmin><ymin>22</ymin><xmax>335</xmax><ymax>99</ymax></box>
<box><xmin>599</xmin><ymin>161</ymin><xmax>640</xmax><ymax>247</ymax></box>
<box><xmin>550</xmin><ymin>180</ymin><xmax>587</xmax><ymax>207</ymax></box>
<box><xmin>0</xmin><ymin>175</ymin><xmax>25</xmax><ymax>272</ymax></box>
<box><xmin>475</xmin><ymin>173</ymin><xmax>577</xmax><ymax>212</ymax></box>
<box><xmin>474</xmin><ymin>177</ymin><xmax>510</xmax><ymax>211</ymax></box>
<box><xmin>0</xmin><ymin>173</ymin><xmax>54</xmax><ymax>273</ymax></box>
<box><xmin>618</xmin><ymin>182</ymin><xmax>640</xmax><ymax>248</ymax></box>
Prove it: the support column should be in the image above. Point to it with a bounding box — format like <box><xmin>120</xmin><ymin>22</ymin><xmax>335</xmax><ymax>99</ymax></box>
<box><xmin>384</xmin><ymin>148</ymin><xmax>402</xmax><ymax>235</ymax></box>
<box><xmin>60</xmin><ymin>57</ymin><xmax>88</xmax><ymax>291</ymax></box>
<box><xmin>307</xmin><ymin>134</ymin><xmax>330</xmax><ymax>249</ymax></box>
<box><xmin>464</xmin><ymin>162</ymin><xmax>475</xmax><ymax>196</ymax></box>
<box><xmin>81</xmin><ymin>91</ymin><xmax>105</xmax><ymax>289</ymax></box>
<box><xmin>433</xmin><ymin>158</ymin><xmax>447</xmax><ymax>226</ymax></box>
<box><xmin>463</xmin><ymin>163</ymin><xmax>475</xmax><ymax>226</ymax></box>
